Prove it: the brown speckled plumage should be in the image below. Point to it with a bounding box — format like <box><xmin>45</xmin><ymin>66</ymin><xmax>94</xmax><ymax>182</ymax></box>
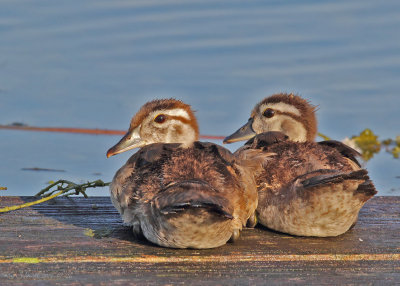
<box><xmin>225</xmin><ymin>94</ymin><xmax>377</xmax><ymax>237</ymax></box>
<box><xmin>108</xmin><ymin>99</ymin><xmax>257</xmax><ymax>248</ymax></box>
<box><xmin>244</xmin><ymin>140</ymin><xmax>355</xmax><ymax>190</ymax></box>
<box><xmin>111</xmin><ymin>142</ymin><xmax>257</xmax><ymax>248</ymax></box>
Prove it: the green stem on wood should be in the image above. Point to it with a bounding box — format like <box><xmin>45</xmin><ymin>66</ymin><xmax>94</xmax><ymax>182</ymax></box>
<box><xmin>0</xmin><ymin>179</ymin><xmax>110</xmax><ymax>213</ymax></box>
<box><xmin>0</xmin><ymin>190</ymin><xmax>64</xmax><ymax>213</ymax></box>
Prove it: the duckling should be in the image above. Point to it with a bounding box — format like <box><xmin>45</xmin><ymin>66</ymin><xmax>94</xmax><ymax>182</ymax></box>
<box><xmin>224</xmin><ymin>93</ymin><xmax>377</xmax><ymax>237</ymax></box>
<box><xmin>107</xmin><ymin>99</ymin><xmax>257</xmax><ymax>248</ymax></box>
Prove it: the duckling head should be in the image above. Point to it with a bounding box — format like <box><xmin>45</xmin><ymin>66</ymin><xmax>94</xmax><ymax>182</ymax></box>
<box><xmin>107</xmin><ymin>99</ymin><xmax>199</xmax><ymax>157</ymax></box>
<box><xmin>224</xmin><ymin>93</ymin><xmax>317</xmax><ymax>143</ymax></box>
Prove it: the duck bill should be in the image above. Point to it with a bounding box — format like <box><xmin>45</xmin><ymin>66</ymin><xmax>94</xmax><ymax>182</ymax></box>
<box><xmin>223</xmin><ymin>118</ymin><xmax>256</xmax><ymax>144</ymax></box>
<box><xmin>106</xmin><ymin>126</ymin><xmax>145</xmax><ymax>157</ymax></box>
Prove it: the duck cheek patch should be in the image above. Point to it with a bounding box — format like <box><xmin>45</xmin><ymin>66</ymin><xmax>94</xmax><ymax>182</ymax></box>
<box><xmin>173</xmin><ymin>124</ymin><xmax>183</xmax><ymax>136</ymax></box>
<box><xmin>281</xmin><ymin>119</ymin><xmax>306</xmax><ymax>140</ymax></box>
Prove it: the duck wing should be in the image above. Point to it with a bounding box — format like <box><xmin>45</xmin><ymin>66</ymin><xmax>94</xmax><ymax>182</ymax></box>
<box><xmin>295</xmin><ymin>168</ymin><xmax>377</xmax><ymax>205</ymax></box>
<box><xmin>318</xmin><ymin>140</ymin><xmax>362</xmax><ymax>167</ymax></box>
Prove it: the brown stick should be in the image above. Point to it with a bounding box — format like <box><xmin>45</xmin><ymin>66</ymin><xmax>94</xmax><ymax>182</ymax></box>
<box><xmin>0</xmin><ymin>124</ymin><xmax>225</xmax><ymax>140</ymax></box>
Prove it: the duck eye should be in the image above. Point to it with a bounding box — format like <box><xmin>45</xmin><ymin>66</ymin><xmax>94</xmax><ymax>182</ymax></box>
<box><xmin>263</xmin><ymin>108</ymin><xmax>275</xmax><ymax>118</ymax></box>
<box><xmin>154</xmin><ymin>114</ymin><xmax>167</xmax><ymax>124</ymax></box>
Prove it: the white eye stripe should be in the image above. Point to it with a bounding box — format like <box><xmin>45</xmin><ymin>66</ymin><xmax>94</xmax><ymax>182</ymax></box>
<box><xmin>156</xmin><ymin>108</ymin><xmax>190</xmax><ymax>120</ymax></box>
<box><xmin>259</xmin><ymin>102</ymin><xmax>301</xmax><ymax>117</ymax></box>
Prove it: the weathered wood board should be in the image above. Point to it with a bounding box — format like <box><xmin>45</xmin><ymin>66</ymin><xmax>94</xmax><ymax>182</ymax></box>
<box><xmin>0</xmin><ymin>196</ymin><xmax>399</xmax><ymax>285</ymax></box>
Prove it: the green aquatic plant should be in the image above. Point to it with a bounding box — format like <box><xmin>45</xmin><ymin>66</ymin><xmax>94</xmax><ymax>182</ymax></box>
<box><xmin>0</xmin><ymin>180</ymin><xmax>110</xmax><ymax>213</ymax></box>
<box><xmin>382</xmin><ymin>135</ymin><xmax>400</xmax><ymax>159</ymax></box>
<box><xmin>352</xmin><ymin>129</ymin><xmax>399</xmax><ymax>161</ymax></box>
<box><xmin>351</xmin><ymin>129</ymin><xmax>381</xmax><ymax>161</ymax></box>
<box><xmin>35</xmin><ymin>179</ymin><xmax>109</xmax><ymax>198</ymax></box>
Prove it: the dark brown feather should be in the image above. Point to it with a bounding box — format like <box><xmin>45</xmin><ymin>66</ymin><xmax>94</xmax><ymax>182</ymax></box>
<box><xmin>244</xmin><ymin>131</ymin><xmax>289</xmax><ymax>149</ymax></box>
<box><xmin>154</xmin><ymin>179</ymin><xmax>234</xmax><ymax>219</ymax></box>
<box><xmin>318</xmin><ymin>140</ymin><xmax>362</xmax><ymax>167</ymax></box>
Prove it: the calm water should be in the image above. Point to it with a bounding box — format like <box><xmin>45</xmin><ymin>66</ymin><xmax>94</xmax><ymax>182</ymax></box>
<box><xmin>1</xmin><ymin>0</ymin><xmax>399</xmax><ymax>196</ymax></box>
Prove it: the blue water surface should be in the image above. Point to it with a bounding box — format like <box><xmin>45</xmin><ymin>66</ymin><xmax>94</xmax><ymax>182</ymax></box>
<box><xmin>1</xmin><ymin>0</ymin><xmax>399</xmax><ymax>196</ymax></box>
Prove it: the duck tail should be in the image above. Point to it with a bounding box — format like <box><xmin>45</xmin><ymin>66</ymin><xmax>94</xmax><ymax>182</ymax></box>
<box><xmin>354</xmin><ymin>179</ymin><xmax>378</xmax><ymax>201</ymax></box>
<box><xmin>152</xmin><ymin>179</ymin><xmax>234</xmax><ymax>219</ymax></box>
<box><xmin>147</xmin><ymin>179</ymin><xmax>238</xmax><ymax>248</ymax></box>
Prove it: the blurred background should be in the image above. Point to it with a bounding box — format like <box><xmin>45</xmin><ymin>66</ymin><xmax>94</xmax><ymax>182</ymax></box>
<box><xmin>1</xmin><ymin>0</ymin><xmax>399</xmax><ymax>196</ymax></box>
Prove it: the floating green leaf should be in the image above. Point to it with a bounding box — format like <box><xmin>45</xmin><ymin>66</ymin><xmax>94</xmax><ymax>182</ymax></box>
<box><xmin>352</xmin><ymin>129</ymin><xmax>381</xmax><ymax>161</ymax></box>
<box><xmin>392</xmin><ymin>146</ymin><xmax>400</xmax><ymax>159</ymax></box>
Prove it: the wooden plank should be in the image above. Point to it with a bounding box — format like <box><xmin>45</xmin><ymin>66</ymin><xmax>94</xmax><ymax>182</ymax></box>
<box><xmin>0</xmin><ymin>196</ymin><xmax>399</xmax><ymax>285</ymax></box>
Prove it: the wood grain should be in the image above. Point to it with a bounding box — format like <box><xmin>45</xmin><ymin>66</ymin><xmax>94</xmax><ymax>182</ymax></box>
<box><xmin>0</xmin><ymin>196</ymin><xmax>399</xmax><ymax>285</ymax></box>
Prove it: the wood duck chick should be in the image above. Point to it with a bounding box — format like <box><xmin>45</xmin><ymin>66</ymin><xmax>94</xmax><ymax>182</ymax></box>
<box><xmin>224</xmin><ymin>93</ymin><xmax>377</xmax><ymax>237</ymax></box>
<box><xmin>225</xmin><ymin>93</ymin><xmax>318</xmax><ymax>144</ymax></box>
<box><xmin>107</xmin><ymin>99</ymin><xmax>257</xmax><ymax>248</ymax></box>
